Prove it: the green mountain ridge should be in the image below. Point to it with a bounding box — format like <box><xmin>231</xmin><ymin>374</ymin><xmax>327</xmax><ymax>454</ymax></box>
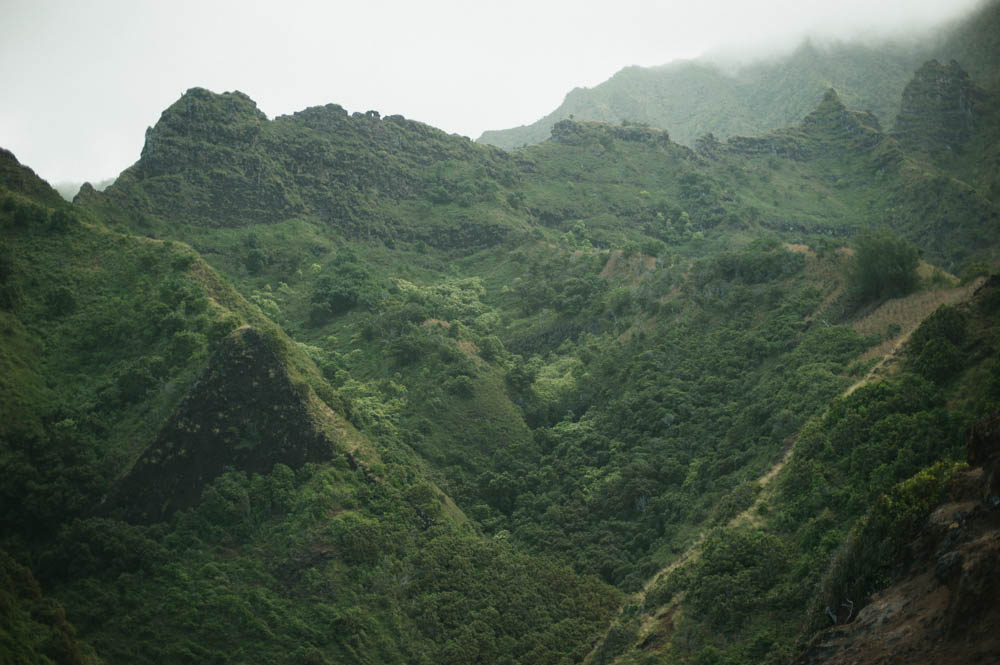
<box><xmin>478</xmin><ymin>0</ymin><xmax>1000</xmax><ymax>151</ymax></box>
<box><xmin>2</xmin><ymin>24</ymin><xmax>1000</xmax><ymax>665</ymax></box>
<box><xmin>1</xmin><ymin>151</ymin><xmax>622</xmax><ymax>664</ymax></box>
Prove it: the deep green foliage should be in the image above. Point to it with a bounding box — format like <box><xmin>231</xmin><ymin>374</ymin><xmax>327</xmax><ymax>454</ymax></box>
<box><xmin>846</xmin><ymin>228</ymin><xmax>920</xmax><ymax>303</ymax></box>
<box><xmin>309</xmin><ymin>250</ymin><xmax>384</xmax><ymax>324</ymax></box>
<box><xmin>808</xmin><ymin>459</ymin><xmax>961</xmax><ymax>632</ymax></box>
<box><xmin>0</xmin><ymin>550</ymin><xmax>100</xmax><ymax>664</ymax></box>
<box><xmin>685</xmin><ymin>527</ymin><xmax>789</xmax><ymax>634</ymax></box>
<box><xmin>905</xmin><ymin>305</ymin><xmax>967</xmax><ymax>382</ymax></box>
<box><xmin>3</xmin><ymin>26</ymin><xmax>1000</xmax><ymax>663</ymax></box>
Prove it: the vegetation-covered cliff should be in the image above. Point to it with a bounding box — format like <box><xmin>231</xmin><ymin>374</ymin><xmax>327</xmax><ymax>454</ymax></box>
<box><xmin>478</xmin><ymin>0</ymin><xmax>1000</xmax><ymax>152</ymax></box>
<box><xmin>2</xmin><ymin>7</ymin><xmax>1000</xmax><ymax>662</ymax></box>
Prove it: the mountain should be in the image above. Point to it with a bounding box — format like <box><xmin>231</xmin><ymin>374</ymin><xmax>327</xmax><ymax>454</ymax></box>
<box><xmin>84</xmin><ymin>88</ymin><xmax>522</xmax><ymax>248</ymax></box>
<box><xmin>3</xmin><ymin>29</ymin><xmax>1000</xmax><ymax>665</ymax></box>
<box><xmin>0</xmin><ymin>147</ymin><xmax>621</xmax><ymax>664</ymax></box>
<box><xmin>478</xmin><ymin>0</ymin><xmax>1000</xmax><ymax>151</ymax></box>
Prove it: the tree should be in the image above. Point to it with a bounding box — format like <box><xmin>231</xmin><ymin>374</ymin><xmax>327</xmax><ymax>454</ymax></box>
<box><xmin>847</xmin><ymin>228</ymin><xmax>919</xmax><ymax>303</ymax></box>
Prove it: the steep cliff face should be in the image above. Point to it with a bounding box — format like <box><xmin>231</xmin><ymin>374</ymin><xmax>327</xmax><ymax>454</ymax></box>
<box><xmin>86</xmin><ymin>87</ymin><xmax>520</xmax><ymax>239</ymax></box>
<box><xmin>99</xmin><ymin>88</ymin><xmax>297</xmax><ymax>227</ymax></box>
<box><xmin>112</xmin><ymin>326</ymin><xmax>356</xmax><ymax>523</ymax></box>
<box><xmin>891</xmin><ymin>60</ymin><xmax>989</xmax><ymax>155</ymax></box>
<box><xmin>796</xmin><ymin>414</ymin><xmax>1000</xmax><ymax>665</ymax></box>
<box><xmin>477</xmin><ymin>40</ymin><xmax>924</xmax><ymax>151</ymax></box>
<box><xmin>723</xmin><ymin>88</ymin><xmax>884</xmax><ymax>160</ymax></box>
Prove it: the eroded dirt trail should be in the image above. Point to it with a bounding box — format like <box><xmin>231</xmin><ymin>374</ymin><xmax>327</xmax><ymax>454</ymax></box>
<box><xmin>584</xmin><ymin>279</ymin><xmax>984</xmax><ymax>664</ymax></box>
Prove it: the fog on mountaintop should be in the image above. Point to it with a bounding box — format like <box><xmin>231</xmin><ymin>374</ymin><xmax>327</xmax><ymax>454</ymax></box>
<box><xmin>694</xmin><ymin>0</ymin><xmax>985</xmax><ymax>69</ymax></box>
<box><xmin>0</xmin><ymin>0</ymin><xmax>989</xmax><ymax>185</ymax></box>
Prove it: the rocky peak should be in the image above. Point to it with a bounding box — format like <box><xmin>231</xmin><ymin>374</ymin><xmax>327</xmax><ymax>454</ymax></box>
<box><xmin>724</xmin><ymin>89</ymin><xmax>882</xmax><ymax>160</ymax></box>
<box><xmin>891</xmin><ymin>60</ymin><xmax>988</xmax><ymax>154</ymax></box>
<box><xmin>71</xmin><ymin>181</ymin><xmax>98</xmax><ymax>206</ymax></box>
<box><xmin>801</xmin><ymin>88</ymin><xmax>882</xmax><ymax>136</ymax></box>
<box><xmin>149</xmin><ymin>87</ymin><xmax>266</xmax><ymax>144</ymax></box>
<box><xmin>136</xmin><ymin>88</ymin><xmax>267</xmax><ymax>177</ymax></box>
<box><xmin>111</xmin><ymin>326</ymin><xmax>343</xmax><ymax>523</ymax></box>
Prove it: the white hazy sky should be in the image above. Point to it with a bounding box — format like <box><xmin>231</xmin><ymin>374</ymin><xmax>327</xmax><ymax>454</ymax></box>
<box><xmin>0</xmin><ymin>0</ymin><xmax>985</xmax><ymax>186</ymax></box>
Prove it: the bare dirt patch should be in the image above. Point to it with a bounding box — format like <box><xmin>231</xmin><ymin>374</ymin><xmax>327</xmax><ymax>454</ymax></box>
<box><xmin>784</xmin><ymin>242</ymin><xmax>815</xmax><ymax>255</ymax></box>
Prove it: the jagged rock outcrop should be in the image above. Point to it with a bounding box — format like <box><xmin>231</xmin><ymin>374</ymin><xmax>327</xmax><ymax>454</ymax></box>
<box><xmin>83</xmin><ymin>87</ymin><xmax>519</xmax><ymax>243</ymax></box>
<box><xmin>795</xmin><ymin>414</ymin><xmax>1000</xmax><ymax>665</ymax></box>
<box><xmin>112</xmin><ymin>326</ymin><xmax>342</xmax><ymax>523</ymax></box>
<box><xmin>891</xmin><ymin>60</ymin><xmax>988</xmax><ymax>155</ymax></box>
<box><xmin>549</xmin><ymin>118</ymin><xmax>673</xmax><ymax>148</ymax></box>
<box><xmin>724</xmin><ymin>89</ymin><xmax>884</xmax><ymax>160</ymax></box>
<box><xmin>102</xmin><ymin>88</ymin><xmax>297</xmax><ymax>227</ymax></box>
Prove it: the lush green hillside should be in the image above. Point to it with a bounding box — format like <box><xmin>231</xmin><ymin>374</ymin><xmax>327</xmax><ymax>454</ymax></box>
<box><xmin>0</xmin><ymin>151</ymin><xmax>621</xmax><ymax>665</ymax></box>
<box><xmin>593</xmin><ymin>275</ymin><xmax>1000</xmax><ymax>665</ymax></box>
<box><xmin>478</xmin><ymin>0</ymin><xmax>1000</xmax><ymax>151</ymax></box>
<box><xmin>2</xmin><ymin>24</ymin><xmax>1000</xmax><ymax>664</ymax></box>
<box><xmin>479</xmin><ymin>41</ymin><xmax>923</xmax><ymax>151</ymax></box>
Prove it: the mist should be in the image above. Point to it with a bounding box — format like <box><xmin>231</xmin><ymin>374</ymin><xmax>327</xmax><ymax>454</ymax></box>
<box><xmin>52</xmin><ymin>178</ymin><xmax>116</xmax><ymax>202</ymax></box>
<box><xmin>0</xmin><ymin>0</ymin><xmax>989</xmax><ymax>185</ymax></box>
<box><xmin>699</xmin><ymin>0</ymin><xmax>985</xmax><ymax>72</ymax></box>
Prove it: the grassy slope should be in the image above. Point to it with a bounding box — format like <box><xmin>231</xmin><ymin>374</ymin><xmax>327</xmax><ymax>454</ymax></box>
<box><xmin>2</xmin><ymin>144</ymin><xmax>623</xmax><ymax>665</ymax></box>
<box><xmin>3</xmin><ymin>31</ymin><xmax>998</xmax><ymax>662</ymax></box>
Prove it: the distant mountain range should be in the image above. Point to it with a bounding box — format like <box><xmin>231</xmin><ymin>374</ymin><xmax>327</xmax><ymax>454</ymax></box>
<box><xmin>478</xmin><ymin>0</ymin><xmax>1000</xmax><ymax>150</ymax></box>
<box><xmin>2</xmin><ymin>2</ymin><xmax>999</xmax><ymax>663</ymax></box>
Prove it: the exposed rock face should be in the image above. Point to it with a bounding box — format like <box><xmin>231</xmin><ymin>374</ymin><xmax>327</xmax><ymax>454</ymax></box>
<box><xmin>724</xmin><ymin>89</ymin><xmax>884</xmax><ymax>161</ymax></box>
<box><xmin>795</xmin><ymin>414</ymin><xmax>1000</xmax><ymax>665</ymax></box>
<box><xmin>113</xmin><ymin>327</ymin><xmax>339</xmax><ymax>522</ymax></box>
<box><xmin>118</xmin><ymin>87</ymin><xmax>296</xmax><ymax>226</ymax></box>
<box><xmin>86</xmin><ymin>87</ymin><xmax>517</xmax><ymax>241</ymax></box>
<box><xmin>892</xmin><ymin>60</ymin><xmax>988</xmax><ymax>154</ymax></box>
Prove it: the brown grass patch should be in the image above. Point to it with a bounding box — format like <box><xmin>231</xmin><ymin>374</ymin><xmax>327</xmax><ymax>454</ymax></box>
<box><xmin>599</xmin><ymin>250</ymin><xmax>623</xmax><ymax>278</ymax></box>
<box><xmin>600</xmin><ymin>250</ymin><xmax>658</xmax><ymax>281</ymax></box>
<box><xmin>456</xmin><ymin>339</ymin><xmax>482</xmax><ymax>364</ymax></box>
<box><xmin>421</xmin><ymin>318</ymin><xmax>451</xmax><ymax>329</ymax></box>
<box><xmin>784</xmin><ymin>242</ymin><xmax>814</xmax><ymax>255</ymax></box>
<box><xmin>844</xmin><ymin>277</ymin><xmax>984</xmax><ymax>394</ymax></box>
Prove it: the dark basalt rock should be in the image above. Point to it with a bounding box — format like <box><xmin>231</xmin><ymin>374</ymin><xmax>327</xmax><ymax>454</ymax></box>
<box><xmin>795</xmin><ymin>413</ymin><xmax>1000</xmax><ymax>665</ymax></box>
<box><xmin>112</xmin><ymin>326</ymin><xmax>338</xmax><ymax>523</ymax></box>
<box><xmin>892</xmin><ymin>60</ymin><xmax>988</xmax><ymax>155</ymax></box>
<box><xmin>724</xmin><ymin>89</ymin><xmax>884</xmax><ymax>161</ymax></box>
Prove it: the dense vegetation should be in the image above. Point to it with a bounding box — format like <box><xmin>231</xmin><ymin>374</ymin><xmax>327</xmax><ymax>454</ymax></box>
<box><xmin>2</xmin><ymin>3</ymin><xmax>1000</xmax><ymax>662</ymax></box>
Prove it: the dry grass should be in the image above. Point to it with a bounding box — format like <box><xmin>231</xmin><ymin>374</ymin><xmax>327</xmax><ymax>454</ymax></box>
<box><xmin>421</xmin><ymin>317</ymin><xmax>451</xmax><ymax>329</ymax></box>
<box><xmin>843</xmin><ymin>275</ymin><xmax>984</xmax><ymax>395</ymax></box>
<box><xmin>851</xmin><ymin>279</ymin><xmax>980</xmax><ymax>364</ymax></box>
<box><xmin>784</xmin><ymin>242</ymin><xmax>814</xmax><ymax>255</ymax></box>
<box><xmin>599</xmin><ymin>250</ymin><xmax>658</xmax><ymax>281</ymax></box>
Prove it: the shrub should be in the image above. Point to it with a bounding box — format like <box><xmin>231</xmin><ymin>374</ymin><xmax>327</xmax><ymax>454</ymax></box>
<box><xmin>846</xmin><ymin>228</ymin><xmax>919</xmax><ymax>303</ymax></box>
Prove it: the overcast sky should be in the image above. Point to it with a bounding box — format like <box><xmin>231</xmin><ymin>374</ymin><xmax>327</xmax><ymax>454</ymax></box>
<box><xmin>0</xmin><ymin>0</ymin><xmax>985</xmax><ymax>186</ymax></box>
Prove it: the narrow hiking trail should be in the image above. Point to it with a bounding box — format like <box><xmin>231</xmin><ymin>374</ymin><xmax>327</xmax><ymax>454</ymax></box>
<box><xmin>583</xmin><ymin>277</ymin><xmax>984</xmax><ymax>665</ymax></box>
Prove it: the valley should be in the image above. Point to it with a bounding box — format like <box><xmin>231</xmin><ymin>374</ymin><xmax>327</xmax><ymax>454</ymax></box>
<box><xmin>2</xmin><ymin>3</ymin><xmax>1000</xmax><ymax>663</ymax></box>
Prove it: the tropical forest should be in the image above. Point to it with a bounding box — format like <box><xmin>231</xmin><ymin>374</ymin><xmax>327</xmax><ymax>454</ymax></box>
<box><xmin>2</xmin><ymin>2</ymin><xmax>1000</xmax><ymax>664</ymax></box>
